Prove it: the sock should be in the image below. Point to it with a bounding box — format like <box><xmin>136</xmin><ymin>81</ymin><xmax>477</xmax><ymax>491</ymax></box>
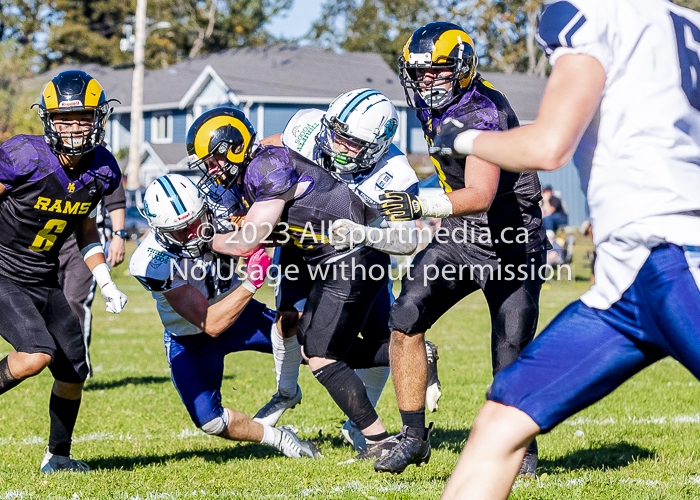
<box><xmin>48</xmin><ymin>392</ymin><xmax>82</xmax><ymax>457</ymax></box>
<box><xmin>365</xmin><ymin>431</ymin><xmax>389</xmax><ymax>443</ymax></box>
<box><xmin>312</xmin><ymin>361</ymin><xmax>379</xmax><ymax>430</ymax></box>
<box><xmin>400</xmin><ymin>409</ymin><xmax>426</xmax><ymax>439</ymax></box>
<box><xmin>261</xmin><ymin>424</ymin><xmax>280</xmax><ymax>446</ymax></box>
<box><xmin>271</xmin><ymin>323</ymin><xmax>302</xmax><ymax>397</ymax></box>
<box><xmin>0</xmin><ymin>356</ymin><xmax>21</xmax><ymax>396</ymax></box>
<box><xmin>355</xmin><ymin>367</ymin><xmax>390</xmax><ymax>407</ymax></box>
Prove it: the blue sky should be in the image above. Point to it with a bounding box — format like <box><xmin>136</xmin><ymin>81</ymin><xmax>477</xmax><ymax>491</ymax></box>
<box><xmin>265</xmin><ymin>0</ymin><xmax>326</xmax><ymax>39</ymax></box>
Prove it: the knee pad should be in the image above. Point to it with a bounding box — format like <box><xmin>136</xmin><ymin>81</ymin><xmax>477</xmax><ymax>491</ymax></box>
<box><xmin>200</xmin><ymin>409</ymin><xmax>230</xmax><ymax>436</ymax></box>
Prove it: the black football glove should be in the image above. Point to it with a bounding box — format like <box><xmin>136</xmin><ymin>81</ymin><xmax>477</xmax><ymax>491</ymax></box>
<box><xmin>429</xmin><ymin>118</ymin><xmax>469</xmax><ymax>157</ymax></box>
<box><xmin>379</xmin><ymin>191</ymin><xmax>423</xmax><ymax>221</ymax></box>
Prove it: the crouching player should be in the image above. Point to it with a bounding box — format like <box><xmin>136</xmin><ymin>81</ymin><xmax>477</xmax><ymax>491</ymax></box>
<box><xmin>129</xmin><ymin>174</ymin><xmax>320</xmax><ymax>459</ymax></box>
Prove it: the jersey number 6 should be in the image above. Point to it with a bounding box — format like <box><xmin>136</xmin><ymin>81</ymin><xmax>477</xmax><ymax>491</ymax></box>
<box><xmin>29</xmin><ymin>219</ymin><xmax>67</xmax><ymax>252</ymax></box>
<box><xmin>672</xmin><ymin>12</ymin><xmax>700</xmax><ymax>112</ymax></box>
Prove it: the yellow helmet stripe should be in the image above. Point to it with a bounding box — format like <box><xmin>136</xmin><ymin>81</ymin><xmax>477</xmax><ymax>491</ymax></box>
<box><xmin>84</xmin><ymin>79</ymin><xmax>104</xmax><ymax>108</ymax></box>
<box><xmin>433</xmin><ymin>30</ymin><xmax>473</xmax><ymax>63</ymax></box>
<box><xmin>194</xmin><ymin>115</ymin><xmax>251</xmax><ymax>164</ymax></box>
<box><xmin>42</xmin><ymin>82</ymin><xmax>59</xmax><ymax>111</ymax></box>
<box><xmin>403</xmin><ymin>39</ymin><xmax>411</xmax><ymax>61</ymax></box>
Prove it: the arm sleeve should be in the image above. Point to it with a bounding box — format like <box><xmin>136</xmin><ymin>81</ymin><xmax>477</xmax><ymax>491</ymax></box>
<box><xmin>537</xmin><ymin>0</ymin><xmax>612</xmax><ymax>73</ymax></box>
<box><xmin>104</xmin><ymin>183</ymin><xmax>127</xmax><ymax>212</ymax></box>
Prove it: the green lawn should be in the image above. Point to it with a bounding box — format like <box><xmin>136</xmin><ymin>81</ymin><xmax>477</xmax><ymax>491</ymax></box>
<box><xmin>1</xmin><ymin>241</ymin><xmax>699</xmax><ymax>499</ymax></box>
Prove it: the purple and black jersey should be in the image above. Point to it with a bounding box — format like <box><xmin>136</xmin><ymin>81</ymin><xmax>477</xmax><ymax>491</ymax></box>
<box><xmin>242</xmin><ymin>146</ymin><xmax>376</xmax><ymax>265</ymax></box>
<box><xmin>418</xmin><ymin>78</ymin><xmax>546</xmax><ymax>257</ymax></box>
<box><xmin>0</xmin><ymin>135</ymin><xmax>121</xmax><ymax>286</ymax></box>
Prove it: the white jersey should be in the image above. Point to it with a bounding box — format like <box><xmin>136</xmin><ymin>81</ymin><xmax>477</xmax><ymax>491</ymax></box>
<box><xmin>129</xmin><ymin>231</ymin><xmax>240</xmax><ymax>336</ymax></box>
<box><xmin>538</xmin><ymin>0</ymin><xmax>700</xmax><ymax>308</ymax></box>
<box><xmin>282</xmin><ymin>108</ymin><xmax>419</xmax><ymax>205</ymax></box>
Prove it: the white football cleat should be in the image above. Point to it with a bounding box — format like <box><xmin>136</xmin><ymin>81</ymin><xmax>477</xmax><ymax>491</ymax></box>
<box><xmin>40</xmin><ymin>447</ymin><xmax>90</xmax><ymax>474</ymax></box>
<box><xmin>253</xmin><ymin>385</ymin><xmax>302</xmax><ymax>427</ymax></box>
<box><xmin>341</xmin><ymin>419</ymin><xmax>367</xmax><ymax>451</ymax></box>
<box><xmin>425</xmin><ymin>341</ymin><xmax>442</xmax><ymax>412</ymax></box>
<box><xmin>275</xmin><ymin>426</ymin><xmax>322</xmax><ymax>458</ymax></box>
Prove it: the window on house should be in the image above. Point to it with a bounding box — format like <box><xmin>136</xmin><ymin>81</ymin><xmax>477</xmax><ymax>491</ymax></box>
<box><xmin>151</xmin><ymin>114</ymin><xmax>173</xmax><ymax>143</ymax></box>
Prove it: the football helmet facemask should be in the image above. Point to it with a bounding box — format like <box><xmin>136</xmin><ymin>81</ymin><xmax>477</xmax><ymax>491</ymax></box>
<box><xmin>35</xmin><ymin>70</ymin><xmax>115</xmax><ymax>156</ymax></box>
<box><xmin>141</xmin><ymin>174</ymin><xmax>214</xmax><ymax>258</ymax></box>
<box><xmin>186</xmin><ymin>107</ymin><xmax>257</xmax><ymax>200</ymax></box>
<box><xmin>315</xmin><ymin>89</ymin><xmax>398</xmax><ymax>176</ymax></box>
<box><xmin>399</xmin><ymin>22</ymin><xmax>478</xmax><ymax>110</ymax></box>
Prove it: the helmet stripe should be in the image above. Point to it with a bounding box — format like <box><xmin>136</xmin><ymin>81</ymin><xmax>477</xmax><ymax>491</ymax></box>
<box><xmin>42</xmin><ymin>82</ymin><xmax>59</xmax><ymax>111</ymax></box>
<box><xmin>338</xmin><ymin>89</ymin><xmax>381</xmax><ymax>121</ymax></box>
<box><xmin>157</xmin><ymin>176</ymin><xmax>187</xmax><ymax>215</ymax></box>
<box><xmin>195</xmin><ymin>115</ymin><xmax>252</xmax><ymax>164</ymax></box>
<box><xmin>433</xmin><ymin>30</ymin><xmax>473</xmax><ymax>63</ymax></box>
<box><xmin>84</xmin><ymin>79</ymin><xmax>104</xmax><ymax>109</ymax></box>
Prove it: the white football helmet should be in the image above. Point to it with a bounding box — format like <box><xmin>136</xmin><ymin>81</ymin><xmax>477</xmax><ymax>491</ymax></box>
<box><xmin>141</xmin><ymin>174</ymin><xmax>214</xmax><ymax>258</ymax></box>
<box><xmin>315</xmin><ymin>89</ymin><xmax>399</xmax><ymax>175</ymax></box>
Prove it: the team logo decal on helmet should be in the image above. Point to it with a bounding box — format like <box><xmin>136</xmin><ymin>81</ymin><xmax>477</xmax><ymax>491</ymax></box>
<box><xmin>399</xmin><ymin>21</ymin><xmax>478</xmax><ymax>110</ymax></box>
<box><xmin>186</xmin><ymin>107</ymin><xmax>257</xmax><ymax>200</ymax></box>
<box><xmin>315</xmin><ymin>88</ymin><xmax>399</xmax><ymax>176</ymax></box>
<box><xmin>141</xmin><ymin>174</ymin><xmax>214</xmax><ymax>258</ymax></box>
<box><xmin>35</xmin><ymin>70</ymin><xmax>117</xmax><ymax>156</ymax></box>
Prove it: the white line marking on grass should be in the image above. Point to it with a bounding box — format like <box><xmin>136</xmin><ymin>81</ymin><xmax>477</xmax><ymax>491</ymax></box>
<box><xmin>20</xmin><ymin>436</ymin><xmax>45</xmax><ymax>445</ymax></box>
<box><xmin>0</xmin><ymin>492</ymin><xmax>24</xmax><ymax>500</ymax></box>
<box><xmin>562</xmin><ymin>414</ymin><xmax>700</xmax><ymax>426</ymax></box>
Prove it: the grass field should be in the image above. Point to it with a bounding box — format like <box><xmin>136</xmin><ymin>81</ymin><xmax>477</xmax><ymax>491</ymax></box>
<box><xmin>1</xmin><ymin>240</ymin><xmax>700</xmax><ymax>499</ymax></box>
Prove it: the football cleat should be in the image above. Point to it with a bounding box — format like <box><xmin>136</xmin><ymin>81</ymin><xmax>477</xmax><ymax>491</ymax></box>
<box><xmin>518</xmin><ymin>439</ymin><xmax>538</xmax><ymax>478</ymax></box>
<box><xmin>341</xmin><ymin>419</ymin><xmax>367</xmax><ymax>452</ymax></box>
<box><xmin>40</xmin><ymin>447</ymin><xmax>90</xmax><ymax>474</ymax></box>
<box><xmin>373</xmin><ymin>424</ymin><xmax>433</xmax><ymax>474</ymax></box>
<box><xmin>253</xmin><ymin>385</ymin><xmax>302</xmax><ymax>427</ymax></box>
<box><xmin>425</xmin><ymin>340</ymin><xmax>442</xmax><ymax>412</ymax></box>
<box><xmin>275</xmin><ymin>426</ymin><xmax>322</xmax><ymax>459</ymax></box>
<box><xmin>355</xmin><ymin>433</ymin><xmax>401</xmax><ymax>461</ymax></box>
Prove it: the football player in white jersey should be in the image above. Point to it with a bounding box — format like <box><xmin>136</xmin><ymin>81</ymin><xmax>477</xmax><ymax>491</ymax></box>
<box><xmin>432</xmin><ymin>1</ymin><xmax>700</xmax><ymax>498</ymax></box>
<box><xmin>129</xmin><ymin>174</ymin><xmax>321</xmax><ymax>460</ymax></box>
<box><xmin>256</xmin><ymin>89</ymin><xmax>441</xmax><ymax>451</ymax></box>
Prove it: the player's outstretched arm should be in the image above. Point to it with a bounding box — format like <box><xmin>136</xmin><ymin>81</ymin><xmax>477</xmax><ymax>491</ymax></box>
<box><xmin>440</xmin><ymin>54</ymin><xmax>606</xmax><ymax>172</ymax></box>
<box><xmin>164</xmin><ymin>246</ymin><xmax>271</xmax><ymax>337</ymax></box>
<box><xmin>212</xmin><ymin>198</ymin><xmax>286</xmax><ymax>257</ymax></box>
<box><xmin>76</xmin><ymin>216</ymin><xmax>128</xmax><ymax>314</ymax></box>
<box><xmin>259</xmin><ymin>133</ymin><xmax>283</xmax><ymax>146</ymax></box>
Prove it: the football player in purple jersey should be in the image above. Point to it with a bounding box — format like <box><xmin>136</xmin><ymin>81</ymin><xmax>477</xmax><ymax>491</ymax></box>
<box><xmin>0</xmin><ymin>70</ymin><xmax>126</xmax><ymax>473</ymax></box>
<box><xmin>375</xmin><ymin>22</ymin><xmax>547</xmax><ymax>474</ymax></box>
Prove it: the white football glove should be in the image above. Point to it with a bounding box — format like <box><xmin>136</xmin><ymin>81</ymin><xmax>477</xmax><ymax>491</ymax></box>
<box><xmin>329</xmin><ymin>219</ymin><xmax>367</xmax><ymax>251</ymax></box>
<box><xmin>100</xmin><ymin>282</ymin><xmax>128</xmax><ymax>314</ymax></box>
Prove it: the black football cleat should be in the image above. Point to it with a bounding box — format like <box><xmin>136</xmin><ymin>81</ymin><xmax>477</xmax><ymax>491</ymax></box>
<box><xmin>355</xmin><ymin>433</ymin><xmax>400</xmax><ymax>460</ymax></box>
<box><xmin>518</xmin><ymin>439</ymin><xmax>538</xmax><ymax>478</ymax></box>
<box><xmin>373</xmin><ymin>423</ymin><xmax>433</xmax><ymax>474</ymax></box>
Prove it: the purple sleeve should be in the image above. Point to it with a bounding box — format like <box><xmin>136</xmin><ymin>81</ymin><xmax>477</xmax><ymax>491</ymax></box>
<box><xmin>0</xmin><ymin>148</ymin><xmax>17</xmax><ymax>190</ymax></box>
<box><xmin>244</xmin><ymin>149</ymin><xmax>300</xmax><ymax>202</ymax></box>
<box><xmin>95</xmin><ymin>146</ymin><xmax>122</xmax><ymax>195</ymax></box>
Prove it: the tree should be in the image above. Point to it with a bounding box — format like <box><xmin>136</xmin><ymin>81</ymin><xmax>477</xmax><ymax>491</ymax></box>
<box><xmin>454</xmin><ymin>0</ymin><xmax>546</xmax><ymax>76</ymax></box>
<box><xmin>0</xmin><ymin>42</ymin><xmax>44</xmax><ymax>142</ymax></box>
<box><xmin>46</xmin><ymin>0</ymin><xmax>293</xmax><ymax>70</ymax></box>
<box><xmin>309</xmin><ymin>0</ymin><xmax>438</xmax><ymax>70</ymax></box>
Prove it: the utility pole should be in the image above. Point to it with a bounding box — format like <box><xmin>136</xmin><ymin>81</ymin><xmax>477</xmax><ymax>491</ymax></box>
<box><xmin>126</xmin><ymin>0</ymin><xmax>147</xmax><ymax>190</ymax></box>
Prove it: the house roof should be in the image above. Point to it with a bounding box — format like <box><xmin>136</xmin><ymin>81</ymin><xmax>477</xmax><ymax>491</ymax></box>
<box><xmin>147</xmin><ymin>142</ymin><xmax>189</xmax><ymax>167</ymax></box>
<box><xmin>34</xmin><ymin>45</ymin><xmax>547</xmax><ymax>121</ymax></box>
